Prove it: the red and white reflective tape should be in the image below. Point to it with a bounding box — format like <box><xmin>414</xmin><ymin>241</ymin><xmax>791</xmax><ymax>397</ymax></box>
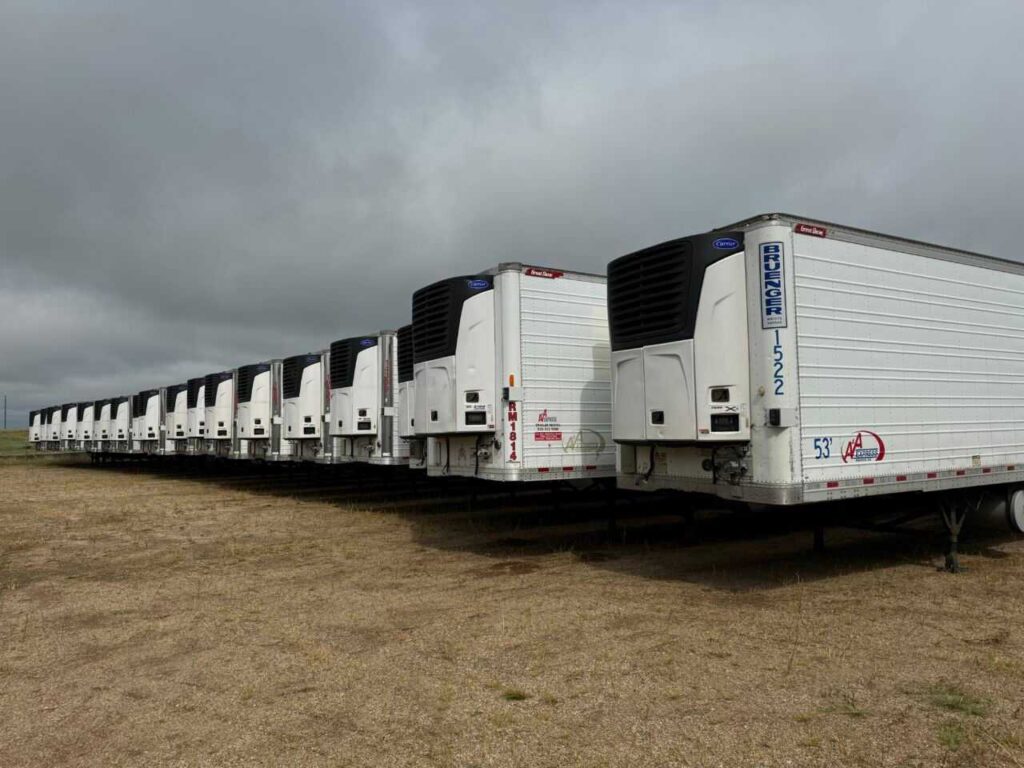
<box><xmin>814</xmin><ymin>464</ymin><xmax>1020</xmax><ymax>493</ymax></box>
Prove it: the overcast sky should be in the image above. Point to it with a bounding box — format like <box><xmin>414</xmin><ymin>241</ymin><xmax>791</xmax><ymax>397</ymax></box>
<box><xmin>3</xmin><ymin>0</ymin><xmax>1023</xmax><ymax>426</ymax></box>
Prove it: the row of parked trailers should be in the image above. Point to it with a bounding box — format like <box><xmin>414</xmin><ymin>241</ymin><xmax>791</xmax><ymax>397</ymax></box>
<box><xmin>27</xmin><ymin>214</ymin><xmax>1024</xmax><ymax>561</ymax></box>
<box><xmin>29</xmin><ymin>262</ymin><xmax>613</xmax><ymax>480</ymax></box>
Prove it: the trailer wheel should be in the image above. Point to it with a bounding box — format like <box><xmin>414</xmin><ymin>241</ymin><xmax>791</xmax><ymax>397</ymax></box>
<box><xmin>1008</xmin><ymin>489</ymin><xmax>1024</xmax><ymax>534</ymax></box>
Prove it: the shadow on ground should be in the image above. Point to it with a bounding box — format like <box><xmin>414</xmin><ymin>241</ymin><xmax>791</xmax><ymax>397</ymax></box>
<box><xmin>72</xmin><ymin>457</ymin><xmax>1021</xmax><ymax>592</ymax></box>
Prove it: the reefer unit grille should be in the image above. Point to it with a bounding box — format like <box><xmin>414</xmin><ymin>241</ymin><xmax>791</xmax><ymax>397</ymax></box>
<box><xmin>330</xmin><ymin>337</ymin><xmax>377</xmax><ymax>390</ymax></box>
<box><xmin>165</xmin><ymin>384</ymin><xmax>186</xmax><ymax>411</ymax></box>
<box><xmin>236</xmin><ymin>364</ymin><xmax>269</xmax><ymax>404</ymax></box>
<box><xmin>187</xmin><ymin>377</ymin><xmax>204</xmax><ymax>408</ymax></box>
<box><xmin>397</xmin><ymin>324</ymin><xmax>414</xmax><ymax>383</ymax></box>
<box><xmin>137</xmin><ymin>390</ymin><xmax>158</xmax><ymax>413</ymax></box>
<box><xmin>607</xmin><ymin>232</ymin><xmax>744</xmax><ymax>351</ymax></box>
<box><xmin>412</xmin><ymin>275</ymin><xmax>492</xmax><ymax>364</ymax></box>
<box><xmin>61</xmin><ymin>403</ymin><xmax>74</xmax><ymax>420</ymax></box>
<box><xmin>131</xmin><ymin>394</ymin><xmax>143</xmax><ymax>418</ymax></box>
<box><xmin>282</xmin><ymin>354</ymin><xmax>320</xmax><ymax>400</ymax></box>
<box><xmin>204</xmin><ymin>374</ymin><xmax>217</xmax><ymax>407</ymax></box>
<box><xmin>204</xmin><ymin>372</ymin><xmax>232</xmax><ymax>407</ymax></box>
<box><xmin>94</xmin><ymin>398</ymin><xmax>108</xmax><ymax>413</ymax></box>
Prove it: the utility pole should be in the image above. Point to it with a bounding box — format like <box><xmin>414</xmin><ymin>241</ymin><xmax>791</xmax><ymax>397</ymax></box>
<box><xmin>3</xmin><ymin>395</ymin><xmax>6</xmax><ymax>430</ymax></box>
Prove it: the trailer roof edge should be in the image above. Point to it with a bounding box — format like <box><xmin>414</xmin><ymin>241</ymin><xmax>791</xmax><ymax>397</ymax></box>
<box><xmin>719</xmin><ymin>212</ymin><xmax>1024</xmax><ymax>275</ymax></box>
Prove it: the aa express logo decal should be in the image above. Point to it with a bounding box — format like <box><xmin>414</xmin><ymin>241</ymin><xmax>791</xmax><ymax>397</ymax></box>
<box><xmin>534</xmin><ymin>409</ymin><xmax>562</xmax><ymax>441</ymax></box>
<box><xmin>841</xmin><ymin>430</ymin><xmax>886</xmax><ymax>463</ymax></box>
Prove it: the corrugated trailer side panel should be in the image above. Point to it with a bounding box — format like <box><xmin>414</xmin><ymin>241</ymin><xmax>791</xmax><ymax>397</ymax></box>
<box><xmin>795</xmin><ymin>231</ymin><xmax>1024</xmax><ymax>499</ymax></box>
<box><xmin>516</xmin><ymin>271</ymin><xmax>615</xmax><ymax>473</ymax></box>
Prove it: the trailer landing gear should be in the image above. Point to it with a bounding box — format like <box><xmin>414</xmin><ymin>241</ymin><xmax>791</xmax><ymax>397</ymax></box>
<box><xmin>939</xmin><ymin>494</ymin><xmax>982</xmax><ymax>573</ymax></box>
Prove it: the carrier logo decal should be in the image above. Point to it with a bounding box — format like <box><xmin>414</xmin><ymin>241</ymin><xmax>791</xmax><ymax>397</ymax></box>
<box><xmin>534</xmin><ymin>409</ymin><xmax>562</xmax><ymax>441</ymax></box>
<box><xmin>507</xmin><ymin>401</ymin><xmax>518</xmax><ymax>461</ymax></box>
<box><xmin>359</xmin><ymin>338</ymin><xmax>375</xmax><ymax>347</ymax></box>
<box><xmin>713</xmin><ymin>237</ymin><xmax>739</xmax><ymax>250</ymax></box>
<box><xmin>562</xmin><ymin>429</ymin><xmax>606</xmax><ymax>454</ymax></box>
<box><xmin>841</xmin><ymin>430</ymin><xmax>886</xmax><ymax>463</ymax></box>
<box><xmin>759</xmin><ymin>242</ymin><xmax>787</xmax><ymax>329</ymax></box>
<box><xmin>524</xmin><ymin>267</ymin><xmax>564</xmax><ymax>279</ymax></box>
<box><xmin>794</xmin><ymin>223</ymin><xmax>827</xmax><ymax>238</ymax></box>
<box><xmin>468</xmin><ymin>279</ymin><xmax>490</xmax><ymax>290</ymax></box>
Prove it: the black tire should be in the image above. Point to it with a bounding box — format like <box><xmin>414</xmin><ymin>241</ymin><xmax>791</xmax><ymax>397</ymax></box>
<box><xmin>1007</xmin><ymin>488</ymin><xmax>1024</xmax><ymax>534</ymax></box>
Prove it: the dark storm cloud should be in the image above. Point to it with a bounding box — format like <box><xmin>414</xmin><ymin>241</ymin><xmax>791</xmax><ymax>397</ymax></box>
<box><xmin>2</xmin><ymin>0</ymin><xmax>1023</xmax><ymax>424</ymax></box>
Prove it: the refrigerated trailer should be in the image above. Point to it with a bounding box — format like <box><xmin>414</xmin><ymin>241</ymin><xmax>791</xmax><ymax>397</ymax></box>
<box><xmin>235</xmin><ymin>360</ymin><xmax>281</xmax><ymax>460</ymax></box>
<box><xmin>46</xmin><ymin>406</ymin><xmax>61</xmax><ymax>448</ymax></box>
<box><xmin>164</xmin><ymin>384</ymin><xmax>188</xmax><ymax>454</ymax></box>
<box><xmin>412</xmin><ymin>263</ymin><xmax>615</xmax><ymax>482</ymax></box>
<box><xmin>36</xmin><ymin>409</ymin><xmax>47</xmax><ymax>448</ymax></box>
<box><xmin>133</xmin><ymin>388</ymin><xmax>164</xmax><ymax>454</ymax></box>
<box><xmin>204</xmin><ymin>371</ymin><xmax>235</xmax><ymax>458</ymax></box>
<box><xmin>29</xmin><ymin>410</ymin><xmax>42</xmax><ymax>447</ymax></box>
<box><xmin>608</xmin><ymin>213</ymin><xmax>1024</xmax><ymax>566</ymax></box>
<box><xmin>76</xmin><ymin>402</ymin><xmax>95</xmax><ymax>448</ymax></box>
<box><xmin>281</xmin><ymin>351</ymin><xmax>330</xmax><ymax>462</ymax></box>
<box><xmin>61</xmin><ymin>403</ymin><xmax>78</xmax><ymax>451</ymax></box>
<box><xmin>186</xmin><ymin>377</ymin><xmax>206</xmax><ymax>454</ymax></box>
<box><xmin>110</xmin><ymin>396</ymin><xmax>131</xmax><ymax>452</ymax></box>
<box><xmin>396</xmin><ymin>324</ymin><xmax>425</xmax><ymax>468</ymax></box>
<box><xmin>93</xmin><ymin>399</ymin><xmax>112</xmax><ymax>451</ymax></box>
<box><xmin>328</xmin><ymin>332</ymin><xmax>408</xmax><ymax>466</ymax></box>
<box><xmin>130</xmin><ymin>394</ymin><xmax>143</xmax><ymax>452</ymax></box>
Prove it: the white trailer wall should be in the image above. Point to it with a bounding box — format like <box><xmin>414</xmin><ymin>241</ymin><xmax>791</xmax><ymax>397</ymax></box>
<box><xmin>77</xmin><ymin>403</ymin><xmax>95</xmax><ymax>446</ymax></box>
<box><xmin>614</xmin><ymin>214</ymin><xmax>1024</xmax><ymax>505</ymax></box>
<box><xmin>792</xmin><ymin>228</ymin><xmax>1024</xmax><ymax>500</ymax></box>
<box><xmin>186</xmin><ymin>378</ymin><xmax>206</xmax><ymax>454</ymax></box>
<box><xmin>329</xmin><ymin>333</ymin><xmax>408</xmax><ymax>466</ymax></box>
<box><xmin>419</xmin><ymin>265</ymin><xmax>614</xmax><ymax>481</ymax></box>
<box><xmin>281</xmin><ymin>352</ymin><xmax>330</xmax><ymax>461</ymax></box>
<box><xmin>235</xmin><ymin>362</ymin><xmax>279</xmax><ymax>460</ymax></box>
<box><xmin>164</xmin><ymin>385</ymin><xmax>188</xmax><ymax>453</ymax></box>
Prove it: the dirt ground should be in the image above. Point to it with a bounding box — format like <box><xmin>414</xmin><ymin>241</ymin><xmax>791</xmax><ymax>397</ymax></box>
<box><xmin>1</xmin><ymin>460</ymin><xmax>1023</xmax><ymax>767</ymax></box>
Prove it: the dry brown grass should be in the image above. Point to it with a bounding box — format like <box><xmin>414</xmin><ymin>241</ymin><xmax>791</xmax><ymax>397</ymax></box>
<box><xmin>2</xmin><ymin>461</ymin><xmax>1024</xmax><ymax>767</ymax></box>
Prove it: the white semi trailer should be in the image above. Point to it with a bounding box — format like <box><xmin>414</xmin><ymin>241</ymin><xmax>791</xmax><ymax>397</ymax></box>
<box><xmin>396</xmin><ymin>324</ymin><xmax>425</xmax><ymax>469</ymax></box>
<box><xmin>186</xmin><ymin>377</ymin><xmax>206</xmax><ymax>455</ymax></box>
<box><xmin>29</xmin><ymin>410</ymin><xmax>42</xmax><ymax>448</ymax></box>
<box><xmin>412</xmin><ymin>263</ymin><xmax>615</xmax><ymax>482</ymax></box>
<box><xmin>235</xmin><ymin>360</ymin><xmax>281</xmax><ymax>460</ymax></box>
<box><xmin>608</xmin><ymin>213</ymin><xmax>1024</xmax><ymax>570</ymax></box>
<box><xmin>281</xmin><ymin>351</ymin><xmax>330</xmax><ymax>462</ymax></box>
<box><xmin>76</xmin><ymin>401</ymin><xmax>95</xmax><ymax>449</ymax></box>
<box><xmin>60</xmin><ymin>403</ymin><xmax>78</xmax><ymax>451</ymax></box>
<box><xmin>110</xmin><ymin>396</ymin><xmax>131</xmax><ymax>452</ymax></box>
<box><xmin>46</xmin><ymin>406</ymin><xmax>61</xmax><ymax>449</ymax></box>
<box><xmin>328</xmin><ymin>332</ymin><xmax>408</xmax><ymax>466</ymax></box>
<box><xmin>130</xmin><ymin>394</ymin><xmax>143</xmax><ymax>453</ymax></box>
<box><xmin>94</xmin><ymin>399</ymin><xmax>112</xmax><ymax>451</ymax></box>
<box><xmin>204</xmin><ymin>371</ymin><xmax>236</xmax><ymax>458</ymax></box>
<box><xmin>133</xmin><ymin>388</ymin><xmax>164</xmax><ymax>454</ymax></box>
<box><xmin>164</xmin><ymin>384</ymin><xmax>188</xmax><ymax>455</ymax></box>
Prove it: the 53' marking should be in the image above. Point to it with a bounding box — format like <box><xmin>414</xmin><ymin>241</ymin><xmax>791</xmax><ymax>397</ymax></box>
<box><xmin>813</xmin><ymin>437</ymin><xmax>832</xmax><ymax>460</ymax></box>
